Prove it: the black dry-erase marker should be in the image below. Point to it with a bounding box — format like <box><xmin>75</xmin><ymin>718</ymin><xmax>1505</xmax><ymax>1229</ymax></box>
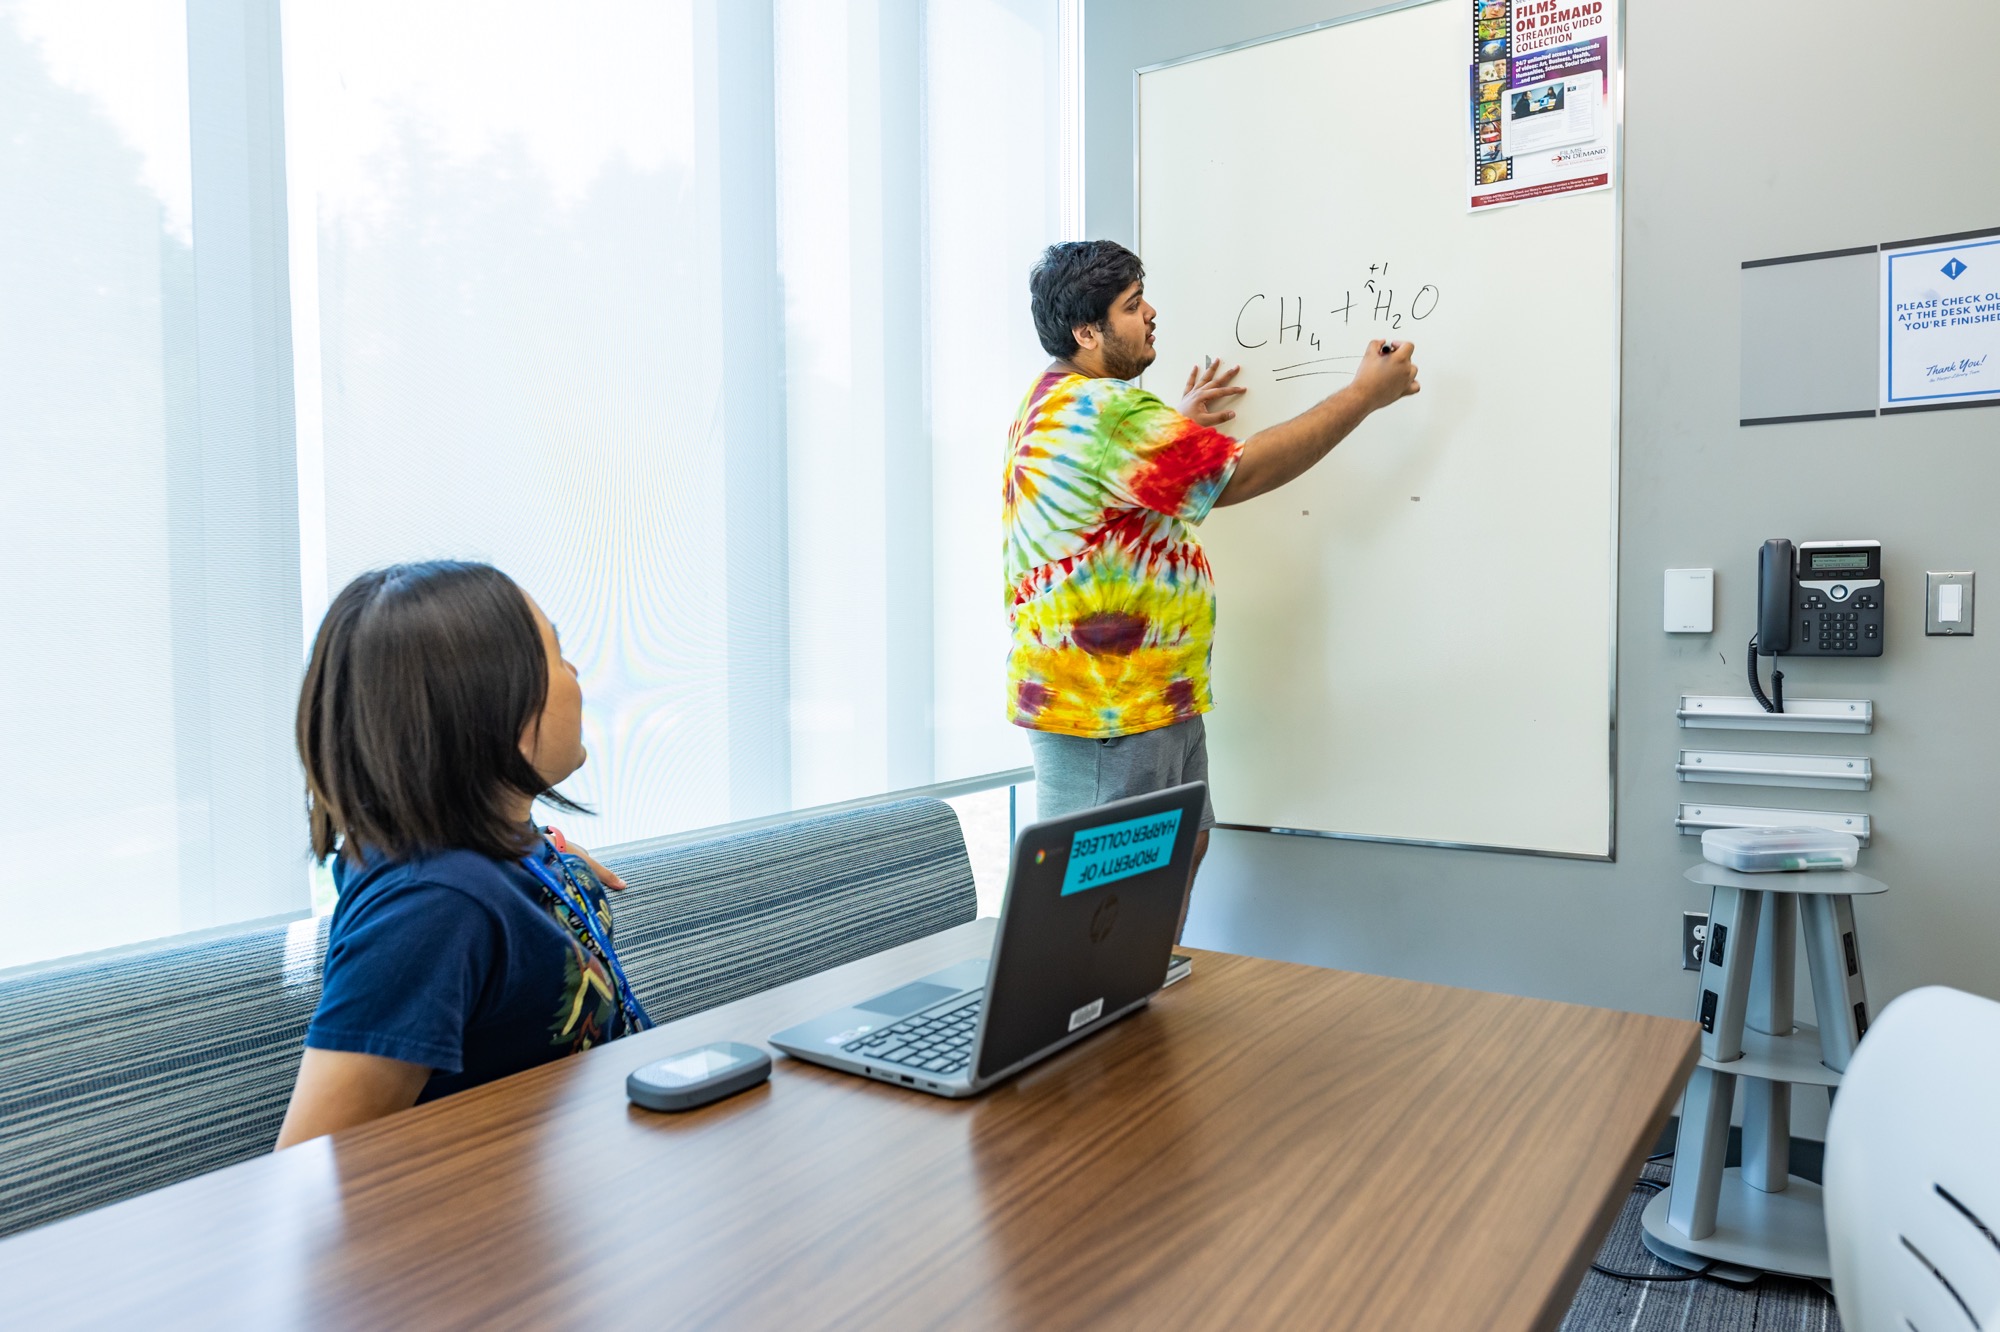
<box><xmin>627</xmin><ymin>1041</ymin><xmax>772</xmax><ymax>1112</ymax></box>
<box><xmin>1380</xmin><ymin>341</ymin><xmax>1399</xmax><ymax>355</ymax></box>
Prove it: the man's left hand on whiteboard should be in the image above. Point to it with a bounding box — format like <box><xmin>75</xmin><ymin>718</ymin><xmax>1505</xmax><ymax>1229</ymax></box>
<box><xmin>1179</xmin><ymin>357</ymin><xmax>1247</xmax><ymax>428</ymax></box>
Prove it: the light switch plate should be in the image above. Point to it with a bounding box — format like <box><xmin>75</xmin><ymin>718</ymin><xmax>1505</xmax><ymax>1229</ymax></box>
<box><xmin>1664</xmin><ymin>568</ymin><xmax>1714</xmax><ymax>633</ymax></box>
<box><xmin>1926</xmin><ymin>571</ymin><xmax>1975</xmax><ymax>636</ymax></box>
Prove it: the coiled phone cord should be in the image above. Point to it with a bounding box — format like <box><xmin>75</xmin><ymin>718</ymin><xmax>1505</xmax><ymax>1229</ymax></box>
<box><xmin>1747</xmin><ymin>635</ymin><xmax>1785</xmax><ymax>713</ymax></box>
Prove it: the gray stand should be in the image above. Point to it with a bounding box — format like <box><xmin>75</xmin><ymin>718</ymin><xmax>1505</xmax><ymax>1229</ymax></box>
<box><xmin>1640</xmin><ymin>864</ymin><xmax>1886</xmax><ymax>1281</ymax></box>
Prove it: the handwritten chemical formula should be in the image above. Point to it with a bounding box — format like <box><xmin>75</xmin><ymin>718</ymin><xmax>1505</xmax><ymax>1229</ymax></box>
<box><xmin>1231</xmin><ymin>263</ymin><xmax>1440</xmax><ymax>381</ymax></box>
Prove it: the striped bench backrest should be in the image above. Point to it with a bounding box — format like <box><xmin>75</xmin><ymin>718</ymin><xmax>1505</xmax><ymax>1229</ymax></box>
<box><xmin>0</xmin><ymin>797</ymin><xmax>975</xmax><ymax>1239</ymax></box>
<box><xmin>0</xmin><ymin>914</ymin><xmax>331</xmax><ymax>1241</ymax></box>
<box><xmin>607</xmin><ymin>798</ymin><xmax>978</xmax><ymax>1025</ymax></box>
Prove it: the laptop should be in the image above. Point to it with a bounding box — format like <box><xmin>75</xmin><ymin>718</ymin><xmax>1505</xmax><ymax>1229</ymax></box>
<box><xmin>770</xmin><ymin>782</ymin><xmax>1205</xmax><ymax>1098</ymax></box>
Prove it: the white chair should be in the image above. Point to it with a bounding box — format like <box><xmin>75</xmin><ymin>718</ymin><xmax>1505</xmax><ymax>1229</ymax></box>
<box><xmin>1824</xmin><ymin>986</ymin><xmax>2000</xmax><ymax>1331</ymax></box>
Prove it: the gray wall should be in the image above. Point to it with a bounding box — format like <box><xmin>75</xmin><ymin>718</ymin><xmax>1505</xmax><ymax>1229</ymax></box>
<box><xmin>1091</xmin><ymin>0</ymin><xmax>2000</xmax><ymax>1116</ymax></box>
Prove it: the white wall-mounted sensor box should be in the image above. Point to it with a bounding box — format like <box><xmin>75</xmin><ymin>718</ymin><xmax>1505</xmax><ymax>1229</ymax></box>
<box><xmin>1665</xmin><ymin>568</ymin><xmax>1714</xmax><ymax>634</ymax></box>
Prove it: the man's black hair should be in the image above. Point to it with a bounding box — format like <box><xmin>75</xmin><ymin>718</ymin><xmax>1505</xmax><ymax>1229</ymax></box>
<box><xmin>1028</xmin><ymin>240</ymin><xmax>1145</xmax><ymax>358</ymax></box>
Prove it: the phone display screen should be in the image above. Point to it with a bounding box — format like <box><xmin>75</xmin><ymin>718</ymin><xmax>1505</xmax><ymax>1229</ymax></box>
<box><xmin>1803</xmin><ymin>547</ymin><xmax>1878</xmax><ymax>578</ymax></box>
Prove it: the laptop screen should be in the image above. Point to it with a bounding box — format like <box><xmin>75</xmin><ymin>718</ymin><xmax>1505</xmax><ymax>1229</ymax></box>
<box><xmin>976</xmin><ymin>784</ymin><xmax>1201</xmax><ymax>1083</ymax></box>
<box><xmin>1059</xmin><ymin>808</ymin><xmax>1185</xmax><ymax>896</ymax></box>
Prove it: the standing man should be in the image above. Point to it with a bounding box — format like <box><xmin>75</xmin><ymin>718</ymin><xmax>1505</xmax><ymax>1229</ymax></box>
<box><xmin>1003</xmin><ymin>240</ymin><xmax>1420</xmax><ymax>938</ymax></box>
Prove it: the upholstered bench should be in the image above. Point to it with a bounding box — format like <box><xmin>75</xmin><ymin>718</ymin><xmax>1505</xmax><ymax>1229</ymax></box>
<box><xmin>0</xmin><ymin>797</ymin><xmax>977</xmax><ymax>1239</ymax></box>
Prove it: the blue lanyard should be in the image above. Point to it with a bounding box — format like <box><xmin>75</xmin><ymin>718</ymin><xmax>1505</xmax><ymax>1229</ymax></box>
<box><xmin>520</xmin><ymin>848</ymin><xmax>653</xmax><ymax>1032</ymax></box>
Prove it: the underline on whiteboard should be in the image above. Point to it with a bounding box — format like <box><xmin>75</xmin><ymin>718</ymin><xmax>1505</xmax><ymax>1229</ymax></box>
<box><xmin>1272</xmin><ymin>370</ymin><xmax>1344</xmax><ymax>382</ymax></box>
<box><xmin>1267</xmin><ymin>355</ymin><xmax>1362</xmax><ymax>373</ymax></box>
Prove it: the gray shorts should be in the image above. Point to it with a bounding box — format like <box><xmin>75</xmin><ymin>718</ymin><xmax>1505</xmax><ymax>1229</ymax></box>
<box><xmin>1026</xmin><ymin>716</ymin><xmax>1216</xmax><ymax>831</ymax></box>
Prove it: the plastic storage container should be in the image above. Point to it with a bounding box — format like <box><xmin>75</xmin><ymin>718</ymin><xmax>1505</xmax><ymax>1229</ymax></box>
<box><xmin>1700</xmin><ymin>826</ymin><xmax>1859</xmax><ymax>873</ymax></box>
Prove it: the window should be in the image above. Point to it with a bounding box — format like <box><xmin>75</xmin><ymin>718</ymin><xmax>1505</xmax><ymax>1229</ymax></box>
<box><xmin>2</xmin><ymin>1</ymin><xmax>1066</xmax><ymax>970</ymax></box>
<box><xmin>944</xmin><ymin>781</ymin><xmax>1039</xmax><ymax>918</ymax></box>
<box><xmin>2</xmin><ymin>0</ymin><xmax>303</xmax><ymax>970</ymax></box>
<box><xmin>4</xmin><ymin>0</ymin><xmax>197</xmax><ymax>968</ymax></box>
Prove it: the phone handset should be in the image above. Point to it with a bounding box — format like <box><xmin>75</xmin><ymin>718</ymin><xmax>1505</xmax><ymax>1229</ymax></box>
<box><xmin>1750</xmin><ymin>538</ymin><xmax>1792</xmax><ymax>712</ymax></box>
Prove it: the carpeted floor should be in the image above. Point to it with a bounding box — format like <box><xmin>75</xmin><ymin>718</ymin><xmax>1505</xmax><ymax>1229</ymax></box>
<box><xmin>1560</xmin><ymin>1162</ymin><xmax>1843</xmax><ymax>1331</ymax></box>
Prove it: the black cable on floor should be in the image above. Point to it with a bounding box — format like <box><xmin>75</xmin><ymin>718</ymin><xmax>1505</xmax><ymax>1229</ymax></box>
<box><xmin>1588</xmin><ymin>1177</ymin><xmax>1716</xmax><ymax>1284</ymax></box>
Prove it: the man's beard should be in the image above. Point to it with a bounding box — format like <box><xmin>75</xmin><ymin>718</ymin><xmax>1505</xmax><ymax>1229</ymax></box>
<box><xmin>1105</xmin><ymin>328</ymin><xmax>1157</xmax><ymax>381</ymax></box>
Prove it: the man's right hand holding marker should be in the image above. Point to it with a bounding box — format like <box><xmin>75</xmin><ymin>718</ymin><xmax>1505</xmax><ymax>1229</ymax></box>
<box><xmin>1215</xmin><ymin>339</ymin><xmax>1421</xmax><ymax>506</ymax></box>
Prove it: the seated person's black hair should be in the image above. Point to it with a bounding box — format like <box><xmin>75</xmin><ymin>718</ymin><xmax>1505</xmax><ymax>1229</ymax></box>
<box><xmin>297</xmin><ymin>560</ymin><xmax>585</xmax><ymax>864</ymax></box>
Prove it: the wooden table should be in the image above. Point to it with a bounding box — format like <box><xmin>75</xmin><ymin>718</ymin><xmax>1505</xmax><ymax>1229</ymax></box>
<box><xmin>0</xmin><ymin>920</ymin><xmax>1695</xmax><ymax>1330</ymax></box>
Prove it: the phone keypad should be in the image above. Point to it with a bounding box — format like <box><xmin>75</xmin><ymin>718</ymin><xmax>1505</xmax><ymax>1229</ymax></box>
<box><xmin>1795</xmin><ymin>587</ymin><xmax>1881</xmax><ymax>654</ymax></box>
<box><xmin>1807</xmin><ymin>609</ymin><xmax>1882</xmax><ymax>652</ymax></box>
<box><xmin>1819</xmin><ymin>611</ymin><xmax>1861</xmax><ymax>650</ymax></box>
<box><xmin>1792</xmin><ymin>572</ymin><xmax>1880</xmax><ymax>652</ymax></box>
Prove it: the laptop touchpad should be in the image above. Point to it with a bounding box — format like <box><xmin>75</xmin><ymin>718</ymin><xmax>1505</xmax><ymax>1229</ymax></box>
<box><xmin>855</xmin><ymin>981</ymin><xmax>958</xmax><ymax>1016</ymax></box>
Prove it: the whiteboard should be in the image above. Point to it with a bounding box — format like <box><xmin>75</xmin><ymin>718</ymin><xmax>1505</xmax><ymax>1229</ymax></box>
<box><xmin>1137</xmin><ymin>0</ymin><xmax>1618</xmax><ymax>856</ymax></box>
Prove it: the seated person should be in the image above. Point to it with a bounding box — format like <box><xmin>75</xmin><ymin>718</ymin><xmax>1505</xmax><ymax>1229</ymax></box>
<box><xmin>276</xmin><ymin>560</ymin><xmax>649</xmax><ymax>1148</ymax></box>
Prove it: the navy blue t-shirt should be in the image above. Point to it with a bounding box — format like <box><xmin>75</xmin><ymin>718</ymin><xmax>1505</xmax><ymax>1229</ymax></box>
<box><xmin>305</xmin><ymin>842</ymin><xmax>629</xmax><ymax>1102</ymax></box>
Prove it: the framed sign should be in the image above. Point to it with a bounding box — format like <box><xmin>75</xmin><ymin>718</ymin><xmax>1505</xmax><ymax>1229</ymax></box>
<box><xmin>1882</xmin><ymin>230</ymin><xmax>2000</xmax><ymax>412</ymax></box>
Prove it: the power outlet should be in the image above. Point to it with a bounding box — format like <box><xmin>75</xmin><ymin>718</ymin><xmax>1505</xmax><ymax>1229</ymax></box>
<box><xmin>1682</xmin><ymin>912</ymin><xmax>1708</xmax><ymax>971</ymax></box>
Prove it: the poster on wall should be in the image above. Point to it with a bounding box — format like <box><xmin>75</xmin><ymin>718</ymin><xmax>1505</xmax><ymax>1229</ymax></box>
<box><xmin>1467</xmin><ymin>0</ymin><xmax>1617</xmax><ymax>210</ymax></box>
<box><xmin>1881</xmin><ymin>231</ymin><xmax>2000</xmax><ymax>412</ymax></box>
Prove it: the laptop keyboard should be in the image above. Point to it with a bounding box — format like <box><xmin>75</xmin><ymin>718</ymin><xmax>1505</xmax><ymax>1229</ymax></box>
<box><xmin>849</xmin><ymin>991</ymin><xmax>983</xmax><ymax>1076</ymax></box>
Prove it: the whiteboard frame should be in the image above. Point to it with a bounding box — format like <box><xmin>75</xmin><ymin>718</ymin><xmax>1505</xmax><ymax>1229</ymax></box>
<box><xmin>1131</xmin><ymin>0</ymin><xmax>1625</xmax><ymax>862</ymax></box>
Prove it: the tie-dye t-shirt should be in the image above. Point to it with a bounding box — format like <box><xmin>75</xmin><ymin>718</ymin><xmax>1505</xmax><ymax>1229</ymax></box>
<box><xmin>1003</xmin><ymin>370</ymin><xmax>1244</xmax><ymax>738</ymax></box>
